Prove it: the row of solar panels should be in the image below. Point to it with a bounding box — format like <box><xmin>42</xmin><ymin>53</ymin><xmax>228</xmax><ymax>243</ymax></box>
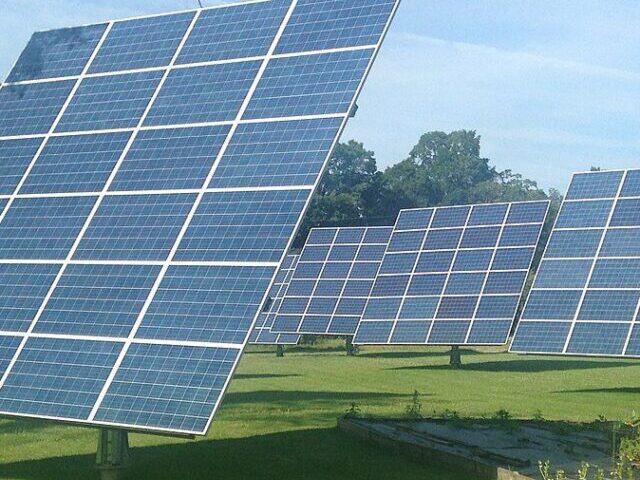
<box><xmin>258</xmin><ymin>169</ymin><xmax>640</xmax><ymax>359</ymax></box>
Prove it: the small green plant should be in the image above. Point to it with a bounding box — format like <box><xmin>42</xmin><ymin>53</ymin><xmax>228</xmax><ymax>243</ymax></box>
<box><xmin>577</xmin><ymin>462</ymin><xmax>589</xmax><ymax>480</ymax></box>
<box><xmin>345</xmin><ymin>402</ymin><xmax>361</xmax><ymax>418</ymax></box>
<box><xmin>441</xmin><ymin>409</ymin><xmax>460</xmax><ymax>421</ymax></box>
<box><xmin>533</xmin><ymin>409</ymin><xmax>545</xmax><ymax>422</ymax></box>
<box><xmin>493</xmin><ymin>409</ymin><xmax>512</xmax><ymax>421</ymax></box>
<box><xmin>404</xmin><ymin>390</ymin><xmax>422</xmax><ymax>419</ymax></box>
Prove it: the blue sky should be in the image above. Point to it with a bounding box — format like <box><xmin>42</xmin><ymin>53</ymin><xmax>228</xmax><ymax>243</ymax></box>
<box><xmin>1</xmin><ymin>0</ymin><xmax>639</xmax><ymax>191</ymax></box>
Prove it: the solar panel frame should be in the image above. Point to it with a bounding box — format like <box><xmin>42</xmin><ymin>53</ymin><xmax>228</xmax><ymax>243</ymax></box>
<box><xmin>271</xmin><ymin>226</ymin><xmax>392</xmax><ymax>336</ymax></box>
<box><xmin>511</xmin><ymin>169</ymin><xmax>640</xmax><ymax>358</ymax></box>
<box><xmin>0</xmin><ymin>0</ymin><xmax>402</xmax><ymax>435</ymax></box>
<box><xmin>354</xmin><ymin>200</ymin><xmax>550</xmax><ymax>346</ymax></box>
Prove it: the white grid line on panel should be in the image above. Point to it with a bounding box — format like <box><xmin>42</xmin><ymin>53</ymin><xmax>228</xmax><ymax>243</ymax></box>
<box><xmin>0</xmin><ymin>23</ymin><xmax>116</xmax><ymax>390</ymax></box>
<box><xmin>561</xmin><ymin>171</ymin><xmax>628</xmax><ymax>354</ymax></box>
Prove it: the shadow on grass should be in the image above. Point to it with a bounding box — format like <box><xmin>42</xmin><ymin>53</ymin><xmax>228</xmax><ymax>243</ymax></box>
<box><xmin>0</xmin><ymin>418</ymin><xmax>53</xmax><ymax>434</ymax></box>
<box><xmin>0</xmin><ymin>427</ymin><xmax>440</xmax><ymax>480</ymax></box>
<box><xmin>392</xmin><ymin>359</ymin><xmax>635</xmax><ymax>373</ymax></box>
<box><xmin>555</xmin><ymin>387</ymin><xmax>640</xmax><ymax>395</ymax></box>
<box><xmin>223</xmin><ymin>390</ymin><xmax>412</xmax><ymax>406</ymax></box>
<box><xmin>359</xmin><ymin>349</ymin><xmax>484</xmax><ymax>360</ymax></box>
<box><xmin>233</xmin><ymin>373</ymin><xmax>301</xmax><ymax>380</ymax></box>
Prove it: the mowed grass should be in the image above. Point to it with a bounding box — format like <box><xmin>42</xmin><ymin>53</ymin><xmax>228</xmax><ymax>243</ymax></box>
<box><xmin>1</xmin><ymin>343</ymin><xmax>639</xmax><ymax>480</ymax></box>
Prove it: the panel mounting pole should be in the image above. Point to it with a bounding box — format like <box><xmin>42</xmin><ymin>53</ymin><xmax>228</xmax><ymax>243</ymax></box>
<box><xmin>346</xmin><ymin>336</ymin><xmax>358</xmax><ymax>356</ymax></box>
<box><xmin>97</xmin><ymin>429</ymin><xmax>130</xmax><ymax>480</ymax></box>
<box><xmin>449</xmin><ymin>345</ymin><xmax>462</xmax><ymax>368</ymax></box>
<box><xmin>276</xmin><ymin>344</ymin><xmax>285</xmax><ymax>357</ymax></box>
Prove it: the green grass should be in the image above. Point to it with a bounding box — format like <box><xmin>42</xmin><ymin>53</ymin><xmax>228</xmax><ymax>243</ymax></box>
<box><xmin>1</xmin><ymin>343</ymin><xmax>639</xmax><ymax>480</ymax></box>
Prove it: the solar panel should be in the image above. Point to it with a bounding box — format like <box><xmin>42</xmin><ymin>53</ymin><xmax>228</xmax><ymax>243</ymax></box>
<box><xmin>353</xmin><ymin>201</ymin><xmax>550</xmax><ymax>345</ymax></box>
<box><xmin>0</xmin><ymin>0</ymin><xmax>401</xmax><ymax>435</ymax></box>
<box><xmin>249</xmin><ymin>254</ymin><xmax>301</xmax><ymax>345</ymax></box>
<box><xmin>271</xmin><ymin>226</ymin><xmax>392</xmax><ymax>335</ymax></box>
<box><xmin>511</xmin><ymin>169</ymin><xmax>640</xmax><ymax>357</ymax></box>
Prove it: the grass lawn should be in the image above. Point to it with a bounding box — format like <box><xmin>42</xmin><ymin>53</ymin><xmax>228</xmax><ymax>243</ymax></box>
<box><xmin>1</xmin><ymin>342</ymin><xmax>639</xmax><ymax>479</ymax></box>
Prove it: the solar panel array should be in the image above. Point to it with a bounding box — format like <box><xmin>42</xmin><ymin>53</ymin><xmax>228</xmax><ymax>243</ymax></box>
<box><xmin>272</xmin><ymin>226</ymin><xmax>393</xmax><ymax>335</ymax></box>
<box><xmin>249</xmin><ymin>255</ymin><xmax>300</xmax><ymax>345</ymax></box>
<box><xmin>353</xmin><ymin>201</ymin><xmax>550</xmax><ymax>345</ymax></box>
<box><xmin>511</xmin><ymin>170</ymin><xmax>640</xmax><ymax>357</ymax></box>
<box><xmin>0</xmin><ymin>0</ymin><xmax>401</xmax><ymax>435</ymax></box>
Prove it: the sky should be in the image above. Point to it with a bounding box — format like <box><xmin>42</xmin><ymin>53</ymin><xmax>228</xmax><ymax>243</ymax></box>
<box><xmin>1</xmin><ymin>0</ymin><xmax>639</xmax><ymax>192</ymax></box>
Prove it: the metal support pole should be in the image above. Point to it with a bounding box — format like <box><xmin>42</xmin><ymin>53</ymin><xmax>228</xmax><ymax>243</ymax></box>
<box><xmin>449</xmin><ymin>345</ymin><xmax>462</xmax><ymax>368</ymax></box>
<box><xmin>276</xmin><ymin>344</ymin><xmax>285</xmax><ymax>357</ymax></box>
<box><xmin>346</xmin><ymin>337</ymin><xmax>358</xmax><ymax>356</ymax></box>
<box><xmin>97</xmin><ymin>429</ymin><xmax>129</xmax><ymax>480</ymax></box>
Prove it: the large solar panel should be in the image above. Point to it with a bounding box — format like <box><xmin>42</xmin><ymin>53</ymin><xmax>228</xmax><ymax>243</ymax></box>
<box><xmin>272</xmin><ymin>226</ymin><xmax>393</xmax><ymax>335</ymax></box>
<box><xmin>0</xmin><ymin>0</ymin><xmax>401</xmax><ymax>435</ymax></box>
<box><xmin>249</xmin><ymin>255</ymin><xmax>301</xmax><ymax>345</ymax></box>
<box><xmin>511</xmin><ymin>170</ymin><xmax>640</xmax><ymax>357</ymax></box>
<box><xmin>353</xmin><ymin>201</ymin><xmax>550</xmax><ymax>345</ymax></box>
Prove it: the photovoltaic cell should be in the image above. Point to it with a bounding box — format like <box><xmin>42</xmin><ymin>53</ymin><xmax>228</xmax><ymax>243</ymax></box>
<box><xmin>511</xmin><ymin>169</ymin><xmax>640</xmax><ymax>358</ymax></box>
<box><xmin>354</xmin><ymin>201</ymin><xmax>549</xmax><ymax>345</ymax></box>
<box><xmin>0</xmin><ymin>0</ymin><xmax>400</xmax><ymax>435</ymax></box>
<box><xmin>272</xmin><ymin>226</ymin><xmax>392</xmax><ymax>336</ymax></box>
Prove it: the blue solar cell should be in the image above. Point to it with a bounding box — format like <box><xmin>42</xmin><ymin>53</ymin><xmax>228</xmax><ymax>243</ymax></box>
<box><xmin>293</xmin><ymin>262</ymin><xmax>323</xmax><ymax>279</ymax></box>
<box><xmin>415</xmin><ymin>251</ymin><xmax>454</xmax><ymax>273</ymax></box>
<box><xmin>145</xmin><ymin>61</ymin><xmax>261</xmax><ymax>126</ymax></box>
<box><xmin>271</xmin><ymin>315</ymin><xmax>302</xmax><ymax>333</ymax></box>
<box><xmin>484</xmin><ymin>271</ymin><xmax>527</xmax><ymax>294</ymax></box>
<box><xmin>329</xmin><ymin>244</ymin><xmax>358</xmax><ymax>261</ymax></box>
<box><xmin>112</xmin><ymin>126</ymin><xmax>230</xmax><ymax>191</ymax></box>
<box><xmin>468</xmin><ymin>204</ymin><xmax>507</xmax><ymax>226</ymax></box>
<box><xmin>307</xmin><ymin>297</ymin><xmax>338</xmax><ymax>315</ymax></box>
<box><xmin>95</xmin><ymin>343</ymin><xmax>238</xmax><ymax>433</ymax></box>
<box><xmin>34</xmin><ymin>264</ymin><xmax>160</xmax><ymax>337</ymax></box>
<box><xmin>75</xmin><ymin>194</ymin><xmax>195</xmax><ymax>261</ymax></box>
<box><xmin>624</xmin><ymin>325</ymin><xmax>640</xmax><ymax>355</ymax></box>
<box><xmin>320</xmin><ymin>262</ymin><xmax>351</xmax><ymax>278</ymax></box>
<box><xmin>590</xmin><ymin>259</ymin><xmax>640</xmax><ymax>288</ymax></box>
<box><xmin>460</xmin><ymin>227</ymin><xmax>500</xmax><ymax>248</ymax></box>
<box><xmin>136</xmin><ymin>265</ymin><xmax>274</xmax><ymax>344</ymax></box>
<box><xmin>336</xmin><ymin>227</ymin><xmax>366</xmax><ymax>244</ymax></box>
<box><xmin>566</xmin><ymin>322</ymin><xmax>629</xmax><ymax>355</ymax></box>
<box><xmin>0</xmin><ymin>81</ymin><xmax>75</xmax><ymax>136</ymax></box>
<box><xmin>398</xmin><ymin>297</ymin><xmax>438</xmax><ymax>319</ymax></box>
<box><xmin>428</xmin><ymin>320</ymin><xmax>470</xmax><ymax>344</ymax></box>
<box><xmin>283</xmin><ymin>279</ymin><xmax>314</xmax><ymax>296</ymax></box>
<box><xmin>343</xmin><ymin>279</ymin><xmax>374</xmax><ymax>296</ymax></box>
<box><xmin>350</xmin><ymin>262</ymin><xmax>380</xmax><ymax>279</ymax></box>
<box><xmin>565</xmin><ymin>171</ymin><xmax>623</xmax><ymax>200</ymax></box>
<box><xmin>327</xmin><ymin>316</ymin><xmax>361</xmax><ymax>335</ymax></box>
<box><xmin>176</xmin><ymin>189</ymin><xmax>307</xmax><ymax>262</ymax></box>
<box><xmin>555</xmin><ymin>200</ymin><xmax>613</xmax><ymax>228</ymax></box>
<box><xmin>467</xmin><ymin>320</ymin><xmax>512</xmax><ymax>344</ymax></box>
<box><xmin>601</xmin><ymin>228</ymin><xmax>640</xmax><ymax>257</ymax></box>
<box><xmin>277</xmin><ymin>0</ymin><xmax>395</xmax><ymax>54</ymax></box>
<box><xmin>0</xmin><ymin>337</ymin><xmax>121</xmax><ymax>420</ymax></box>
<box><xmin>395</xmin><ymin>209</ymin><xmax>433</xmax><ymax>230</ymax></box>
<box><xmin>179</xmin><ymin>0</ymin><xmax>290</xmax><ymax>63</ymax></box>
<box><xmin>363</xmin><ymin>227</ymin><xmax>393</xmax><ymax>243</ymax></box>
<box><xmin>210</xmin><ymin>118</ymin><xmax>341</xmax><ymax>188</ymax></box>
<box><xmin>522</xmin><ymin>290</ymin><xmax>582</xmax><ymax>320</ymax></box>
<box><xmin>423</xmin><ymin>229</ymin><xmax>463</xmax><ymax>250</ymax></box>
<box><xmin>0</xmin><ymin>336</ymin><xmax>21</xmax><ymax>376</ymax></box>
<box><xmin>534</xmin><ymin>260</ymin><xmax>592</xmax><ymax>289</ymax></box>
<box><xmin>511</xmin><ymin>321</ymin><xmax>572</xmax><ymax>353</ymax></box>
<box><xmin>335</xmin><ymin>297</ymin><xmax>366</xmax><ymax>315</ymax></box>
<box><xmin>245</xmin><ymin>49</ymin><xmax>373</xmax><ymax>118</ymax></box>
<box><xmin>430</xmin><ymin>206</ymin><xmax>470</xmax><ymax>228</ymax></box>
<box><xmin>577</xmin><ymin>290</ymin><xmax>640</xmax><ymax>321</ymax></box>
<box><xmin>387</xmin><ymin>231</ymin><xmax>424</xmax><ymax>253</ymax></box>
<box><xmin>0</xmin><ymin>264</ymin><xmax>60</xmax><ymax>332</ymax></box>
<box><xmin>475</xmin><ymin>295</ymin><xmax>519</xmax><ymax>318</ymax></box>
<box><xmin>300</xmin><ymin>246</ymin><xmax>330</xmax><ymax>262</ymax></box>
<box><xmin>354</xmin><ymin>321</ymin><xmax>393</xmax><ymax>343</ymax></box>
<box><xmin>499</xmin><ymin>224</ymin><xmax>541</xmax><ymax>247</ymax></box>
<box><xmin>89</xmin><ymin>13</ymin><xmax>195</xmax><ymax>73</ymax></box>
<box><xmin>357</xmin><ymin>244</ymin><xmax>387</xmax><ymax>261</ymax></box>
<box><xmin>21</xmin><ymin>132</ymin><xmax>131</xmax><ymax>194</ymax></box>
<box><xmin>7</xmin><ymin>25</ymin><xmax>106</xmax><ymax>82</ymax></box>
<box><xmin>300</xmin><ymin>315</ymin><xmax>331</xmax><ymax>333</ymax></box>
<box><xmin>436</xmin><ymin>296</ymin><xmax>477</xmax><ymax>319</ymax></box>
<box><xmin>407</xmin><ymin>274</ymin><xmax>446</xmax><ymax>296</ymax></box>
<box><xmin>545</xmin><ymin>230</ymin><xmax>602</xmax><ymax>258</ymax></box>
<box><xmin>445</xmin><ymin>273</ymin><xmax>485</xmax><ymax>295</ymax></box>
<box><xmin>506</xmin><ymin>201</ymin><xmax>549</xmax><ymax>224</ymax></box>
<box><xmin>0</xmin><ymin>138</ymin><xmax>44</xmax><ymax>195</ymax></box>
<box><xmin>370</xmin><ymin>275</ymin><xmax>409</xmax><ymax>296</ymax></box>
<box><xmin>453</xmin><ymin>249</ymin><xmax>494</xmax><ymax>271</ymax></box>
<box><xmin>611</xmin><ymin>199</ymin><xmax>640</xmax><ymax>227</ymax></box>
<box><xmin>307</xmin><ymin>228</ymin><xmax>337</xmax><ymax>244</ymax></box>
<box><xmin>620</xmin><ymin>170</ymin><xmax>640</xmax><ymax>198</ymax></box>
<box><xmin>363</xmin><ymin>297</ymin><xmax>402</xmax><ymax>319</ymax></box>
<box><xmin>0</xmin><ymin>196</ymin><xmax>96</xmax><ymax>260</ymax></box>
<box><xmin>391</xmin><ymin>321</ymin><xmax>430</xmax><ymax>343</ymax></box>
<box><xmin>379</xmin><ymin>253</ymin><xmax>417</xmax><ymax>274</ymax></box>
<box><xmin>56</xmin><ymin>71</ymin><xmax>164</xmax><ymax>132</ymax></box>
<box><xmin>279</xmin><ymin>297</ymin><xmax>308</xmax><ymax>314</ymax></box>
